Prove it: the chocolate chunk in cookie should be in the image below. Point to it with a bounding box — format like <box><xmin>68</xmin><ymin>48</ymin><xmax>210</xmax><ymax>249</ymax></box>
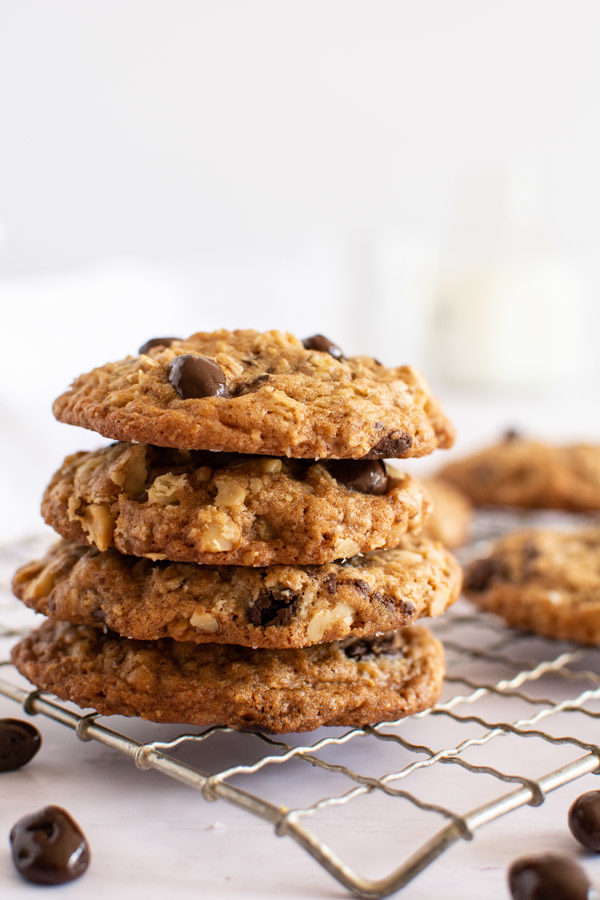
<box><xmin>138</xmin><ymin>336</ymin><xmax>180</xmax><ymax>355</ymax></box>
<box><xmin>232</xmin><ymin>374</ymin><xmax>271</xmax><ymax>396</ymax></box>
<box><xmin>464</xmin><ymin>556</ymin><xmax>510</xmax><ymax>592</ymax></box>
<box><xmin>247</xmin><ymin>588</ymin><xmax>299</xmax><ymax>627</ymax></box>
<box><xmin>326</xmin><ymin>460</ymin><xmax>389</xmax><ymax>494</ymax></box>
<box><xmin>302</xmin><ymin>334</ymin><xmax>344</xmax><ymax>359</ymax></box>
<box><xmin>364</xmin><ymin>432</ymin><xmax>414</xmax><ymax>459</ymax></box>
<box><xmin>343</xmin><ymin>633</ymin><xmax>400</xmax><ymax>661</ymax></box>
<box><xmin>167</xmin><ymin>355</ymin><xmax>229</xmax><ymax>399</ymax></box>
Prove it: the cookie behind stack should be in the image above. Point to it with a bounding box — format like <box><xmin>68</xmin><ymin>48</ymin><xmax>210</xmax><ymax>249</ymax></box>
<box><xmin>12</xmin><ymin>329</ymin><xmax>460</xmax><ymax>732</ymax></box>
<box><xmin>438</xmin><ymin>432</ymin><xmax>600</xmax><ymax>512</ymax></box>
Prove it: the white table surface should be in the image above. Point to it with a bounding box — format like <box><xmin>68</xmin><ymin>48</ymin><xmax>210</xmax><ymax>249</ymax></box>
<box><xmin>1</xmin><ymin>390</ymin><xmax>600</xmax><ymax>898</ymax></box>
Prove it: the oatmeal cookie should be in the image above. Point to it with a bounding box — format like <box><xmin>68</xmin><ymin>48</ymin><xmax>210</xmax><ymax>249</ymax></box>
<box><xmin>11</xmin><ymin>621</ymin><xmax>445</xmax><ymax>732</ymax></box>
<box><xmin>439</xmin><ymin>434</ymin><xmax>600</xmax><ymax>511</ymax></box>
<box><xmin>422</xmin><ymin>478</ymin><xmax>471</xmax><ymax>548</ymax></box>
<box><xmin>41</xmin><ymin>443</ymin><xmax>430</xmax><ymax>565</ymax></box>
<box><xmin>52</xmin><ymin>330</ymin><xmax>454</xmax><ymax>459</ymax></box>
<box><xmin>13</xmin><ymin>536</ymin><xmax>461</xmax><ymax>648</ymax></box>
<box><xmin>464</xmin><ymin>528</ymin><xmax>600</xmax><ymax>644</ymax></box>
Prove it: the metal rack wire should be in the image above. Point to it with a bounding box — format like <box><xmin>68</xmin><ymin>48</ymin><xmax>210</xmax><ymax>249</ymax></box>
<box><xmin>1</xmin><ymin>530</ymin><xmax>599</xmax><ymax>899</ymax></box>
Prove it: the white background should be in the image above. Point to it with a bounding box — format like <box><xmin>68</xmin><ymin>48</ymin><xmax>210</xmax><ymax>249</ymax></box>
<box><xmin>2</xmin><ymin>2</ymin><xmax>600</xmax><ymax>274</ymax></box>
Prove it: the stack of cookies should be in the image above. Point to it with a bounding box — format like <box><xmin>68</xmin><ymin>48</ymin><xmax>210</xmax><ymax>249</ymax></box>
<box><xmin>11</xmin><ymin>330</ymin><xmax>461</xmax><ymax>733</ymax></box>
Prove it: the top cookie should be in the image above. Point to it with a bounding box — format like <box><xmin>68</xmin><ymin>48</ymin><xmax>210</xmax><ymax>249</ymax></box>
<box><xmin>52</xmin><ymin>330</ymin><xmax>455</xmax><ymax>459</ymax></box>
<box><xmin>438</xmin><ymin>434</ymin><xmax>600</xmax><ymax>511</ymax></box>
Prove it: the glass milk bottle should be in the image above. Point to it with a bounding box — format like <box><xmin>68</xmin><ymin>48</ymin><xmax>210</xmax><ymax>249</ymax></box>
<box><xmin>430</xmin><ymin>171</ymin><xmax>588</xmax><ymax>390</ymax></box>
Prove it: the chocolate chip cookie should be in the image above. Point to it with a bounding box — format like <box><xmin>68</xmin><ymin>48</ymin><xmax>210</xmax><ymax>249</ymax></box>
<box><xmin>439</xmin><ymin>434</ymin><xmax>600</xmax><ymax>510</ymax></box>
<box><xmin>421</xmin><ymin>478</ymin><xmax>471</xmax><ymax>548</ymax></box>
<box><xmin>11</xmin><ymin>620</ymin><xmax>445</xmax><ymax>732</ymax></box>
<box><xmin>41</xmin><ymin>443</ymin><xmax>431</xmax><ymax>565</ymax></box>
<box><xmin>52</xmin><ymin>330</ymin><xmax>455</xmax><ymax>459</ymax></box>
<box><xmin>13</xmin><ymin>535</ymin><xmax>461</xmax><ymax>648</ymax></box>
<box><xmin>464</xmin><ymin>528</ymin><xmax>600</xmax><ymax>644</ymax></box>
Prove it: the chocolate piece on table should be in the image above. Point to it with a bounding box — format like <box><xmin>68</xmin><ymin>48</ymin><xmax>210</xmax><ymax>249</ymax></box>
<box><xmin>508</xmin><ymin>853</ymin><xmax>591</xmax><ymax>900</ymax></box>
<box><xmin>10</xmin><ymin>805</ymin><xmax>90</xmax><ymax>885</ymax></box>
<box><xmin>569</xmin><ymin>791</ymin><xmax>600</xmax><ymax>852</ymax></box>
<box><xmin>0</xmin><ymin>718</ymin><xmax>41</xmax><ymax>772</ymax></box>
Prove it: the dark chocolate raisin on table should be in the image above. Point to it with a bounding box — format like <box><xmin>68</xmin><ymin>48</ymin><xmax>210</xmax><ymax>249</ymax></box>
<box><xmin>0</xmin><ymin>718</ymin><xmax>41</xmax><ymax>772</ymax></box>
<box><xmin>508</xmin><ymin>853</ymin><xmax>592</xmax><ymax>900</ymax></box>
<box><xmin>10</xmin><ymin>805</ymin><xmax>90</xmax><ymax>885</ymax></box>
<box><xmin>569</xmin><ymin>791</ymin><xmax>600</xmax><ymax>852</ymax></box>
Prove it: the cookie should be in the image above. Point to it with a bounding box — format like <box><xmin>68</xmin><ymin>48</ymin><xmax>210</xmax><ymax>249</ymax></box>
<box><xmin>11</xmin><ymin>620</ymin><xmax>445</xmax><ymax>732</ymax></box>
<box><xmin>41</xmin><ymin>443</ymin><xmax>431</xmax><ymax>565</ymax></box>
<box><xmin>439</xmin><ymin>434</ymin><xmax>600</xmax><ymax>511</ymax></box>
<box><xmin>421</xmin><ymin>478</ymin><xmax>471</xmax><ymax>548</ymax></box>
<box><xmin>464</xmin><ymin>528</ymin><xmax>600</xmax><ymax>644</ymax></box>
<box><xmin>12</xmin><ymin>535</ymin><xmax>461</xmax><ymax>648</ymax></box>
<box><xmin>52</xmin><ymin>330</ymin><xmax>455</xmax><ymax>459</ymax></box>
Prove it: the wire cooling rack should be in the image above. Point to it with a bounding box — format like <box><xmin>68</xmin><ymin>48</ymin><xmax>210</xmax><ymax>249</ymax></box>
<box><xmin>1</xmin><ymin>528</ymin><xmax>599</xmax><ymax>899</ymax></box>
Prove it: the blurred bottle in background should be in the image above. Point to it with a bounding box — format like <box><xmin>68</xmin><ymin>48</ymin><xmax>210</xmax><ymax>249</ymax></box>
<box><xmin>430</xmin><ymin>170</ymin><xmax>589</xmax><ymax>391</ymax></box>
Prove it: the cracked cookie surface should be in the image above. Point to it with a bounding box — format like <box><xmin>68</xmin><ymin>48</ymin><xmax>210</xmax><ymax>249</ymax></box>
<box><xmin>464</xmin><ymin>528</ymin><xmax>600</xmax><ymax>644</ymax></box>
<box><xmin>11</xmin><ymin>620</ymin><xmax>444</xmax><ymax>732</ymax></box>
<box><xmin>41</xmin><ymin>443</ymin><xmax>431</xmax><ymax>565</ymax></box>
<box><xmin>439</xmin><ymin>436</ymin><xmax>600</xmax><ymax>511</ymax></box>
<box><xmin>52</xmin><ymin>330</ymin><xmax>454</xmax><ymax>459</ymax></box>
<box><xmin>13</xmin><ymin>535</ymin><xmax>461</xmax><ymax>648</ymax></box>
